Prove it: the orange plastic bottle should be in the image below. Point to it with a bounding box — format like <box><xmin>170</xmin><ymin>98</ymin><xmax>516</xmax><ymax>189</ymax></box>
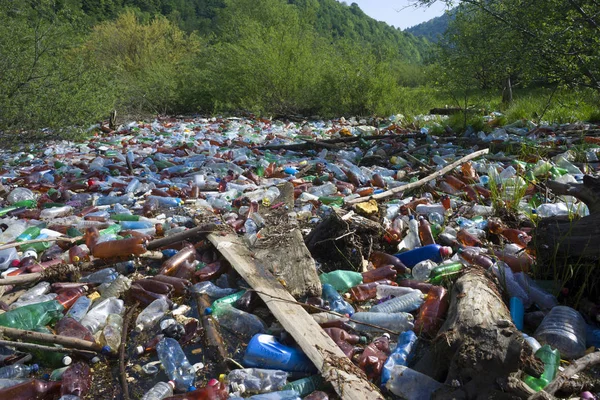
<box><xmin>362</xmin><ymin>265</ymin><xmax>397</xmax><ymax>284</ymax></box>
<box><xmin>56</xmin><ymin>286</ymin><xmax>87</xmax><ymax>310</ymax></box>
<box><xmin>369</xmin><ymin>251</ymin><xmax>408</xmax><ymax>273</ymax></box>
<box><xmin>324</xmin><ymin>327</ymin><xmax>365</xmax><ymax>358</ymax></box>
<box><xmin>91</xmin><ymin>237</ymin><xmax>147</xmax><ymax>258</ymax></box>
<box><xmin>357</xmin><ymin>335</ymin><xmax>391</xmax><ymax>380</ymax></box>
<box><xmin>348</xmin><ymin>279</ymin><xmax>397</xmax><ymax>302</ymax></box>
<box><xmin>0</xmin><ymin>379</ymin><xmax>61</xmax><ymax>399</ymax></box>
<box><xmin>418</xmin><ymin>217</ymin><xmax>435</xmax><ymax>246</ymax></box>
<box><xmin>159</xmin><ymin>246</ymin><xmax>196</xmax><ymax>276</ymax></box>
<box><xmin>414</xmin><ymin>285</ymin><xmax>449</xmax><ymax>338</ymax></box>
<box><xmin>456</xmin><ymin>229</ymin><xmax>483</xmax><ymax>247</ymax></box>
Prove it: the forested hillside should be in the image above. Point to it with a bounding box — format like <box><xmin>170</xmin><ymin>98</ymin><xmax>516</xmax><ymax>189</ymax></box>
<box><xmin>405</xmin><ymin>8</ymin><xmax>455</xmax><ymax>43</ymax></box>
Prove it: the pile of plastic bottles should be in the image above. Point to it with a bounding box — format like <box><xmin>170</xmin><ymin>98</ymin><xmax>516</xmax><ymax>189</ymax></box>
<box><xmin>0</xmin><ymin>115</ymin><xmax>598</xmax><ymax>400</ymax></box>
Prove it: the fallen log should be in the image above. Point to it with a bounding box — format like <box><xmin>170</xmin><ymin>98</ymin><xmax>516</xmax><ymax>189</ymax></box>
<box><xmin>146</xmin><ymin>223</ymin><xmax>217</xmax><ymax>250</ymax></box>
<box><xmin>346</xmin><ymin>148</ymin><xmax>490</xmax><ymax>205</ymax></box>
<box><xmin>207</xmin><ymin>233</ymin><xmax>384</xmax><ymax>400</ymax></box>
<box><xmin>413</xmin><ymin>268</ymin><xmax>543</xmax><ymax>399</ymax></box>
<box><xmin>0</xmin><ymin>325</ymin><xmax>109</xmax><ymax>354</ymax></box>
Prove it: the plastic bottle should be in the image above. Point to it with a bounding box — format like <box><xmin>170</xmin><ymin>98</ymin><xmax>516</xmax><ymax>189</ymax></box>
<box><xmin>429</xmin><ymin>262</ymin><xmax>463</xmax><ymax>284</ymax></box>
<box><xmin>514</xmin><ymin>273</ymin><xmax>558</xmax><ymax>310</ymax></box>
<box><xmin>368</xmin><ymin>251</ymin><xmax>409</xmax><ymax>273</ymax></box>
<box><xmin>156</xmin><ymin>338</ymin><xmax>196</xmax><ymax>391</ymax></box>
<box><xmin>394</xmin><ymin>244</ymin><xmax>452</xmax><ymax>268</ymax></box>
<box><xmin>99</xmin><ymin>314</ymin><xmax>123</xmax><ymax>351</ymax></box>
<box><xmin>414</xmin><ymin>285</ymin><xmax>449</xmax><ymax>338</ymax></box>
<box><xmin>142</xmin><ymin>381</ymin><xmax>175</xmax><ymax>400</ymax></box>
<box><xmin>135</xmin><ymin>298</ymin><xmax>170</xmax><ymax>332</ymax></box>
<box><xmin>348</xmin><ymin>280</ymin><xmax>396</xmax><ymax>302</ymax></box>
<box><xmin>376</xmin><ymin>285</ymin><xmax>420</xmax><ymax>299</ymax></box>
<box><xmin>212</xmin><ymin>305</ymin><xmax>267</xmax><ymax>339</ymax></box>
<box><xmin>60</xmin><ymin>362</ymin><xmax>91</xmax><ymax>397</ymax></box>
<box><xmin>80</xmin><ymin>297</ymin><xmax>124</xmax><ymax>334</ymax></box>
<box><xmin>415</xmin><ymin>203</ymin><xmax>446</xmax><ymax>216</ymax></box>
<box><xmin>534</xmin><ymin>306</ymin><xmax>586</xmax><ymax>359</ymax></box>
<box><xmin>16</xmin><ymin>281</ymin><xmax>51</xmax><ymax>302</ymax></box>
<box><xmin>282</xmin><ymin>375</ymin><xmax>324</xmax><ymax>398</ymax></box>
<box><xmin>0</xmin><ymin>378</ymin><xmax>29</xmax><ymax>390</ymax></box>
<box><xmin>324</xmin><ymin>327</ymin><xmax>365</xmax><ymax>358</ymax></box>
<box><xmin>418</xmin><ymin>216</ymin><xmax>435</xmax><ymax>246</ymax></box>
<box><xmin>228</xmin><ymin>368</ymin><xmax>288</xmax><ymax>395</ymax></box>
<box><xmin>56</xmin><ymin>317</ymin><xmax>95</xmax><ymax>343</ymax></box>
<box><xmin>9</xmin><ymin>293</ymin><xmax>58</xmax><ymax>310</ymax></box>
<box><xmin>245</xmin><ymin>389</ymin><xmax>301</xmax><ymax>400</ymax></box>
<box><xmin>491</xmin><ymin>261</ymin><xmax>531</xmax><ymax>307</ymax></box>
<box><xmin>357</xmin><ymin>334</ymin><xmax>390</xmax><ymax>380</ymax></box>
<box><xmin>91</xmin><ymin>237</ymin><xmax>147</xmax><ymax>258</ymax></box>
<box><xmin>0</xmin><ymin>364</ymin><xmax>38</xmax><ymax>379</ymax></box>
<box><xmin>56</xmin><ymin>286</ymin><xmax>88</xmax><ymax>311</ymax></box>
<box><xmin>318</xmin><ymin>270</ymin><xmax>362</xmax><ymax>293</ymax></box>
<box><xmin>381</xmin><ymin>330</ymin><xmax>418</xmax><ymax>386</ymax></box>
<box><xmin>349</xmin><ymin>312</ymin><xmax>414</xmax><ymax>334</ymax></box>
<box><xmin>0</xmin><ymin>300</ymin><xmax>64</xmax><ymax>330</ymax></box>
<box><xmin>243</xmin><ymin>334</ymin><xmax>317</xmax><ymax>374</ymax></box>
<box><xmin>400</xmin><ymin>215</ymin><xmax>421</xmax><ymax>251</ymax></box>
<box><xmin>457</xmin><ymin>248</ymin><xmax>493</xmax><ymax>269</ymax></box>
<box><xmin>79</xmin><ymin>268</ymin><xmax>118</xmax><ymax>284</ymax></box>
<box><xmin>0</xmin><ymin>379</ymin><xmax>61</xmax><ymax>399</ymax></box>
<box><xmin>160</xmin><ymin>246</ymin><xmax>196</xmax><ymax>276</ymax></box>
<box><xmin>386</xmin><ymin>365</ymin><xmax>443</xmax><ymax>399</ymax></box>
<box><xmin>523</xmin><ymin>345</ymin><xmax>560</xmax><ymax>391</ymax></box>
<box><xmin>65</xmin><ymin>296</ymin><xmax>92</xmax><ymax>322</ymax></box>
<box><xmin>98</xmin><ymin>275</ymin><xmax>131</xmax><ymax>301</ymax></box>
<box><xmin>370</xmin><ymin>291</ymin><xmax>424</xmax><ymax>314</ymax></box>
<box><xmin>321</xmin><ymin>284</ymin><xmax>354</xmax><ymax>316</ymax></box>
<box><xmin>0</xmin><ymin>248</ymin><xmax>18</xmax><ymax>270</ymax></box>
<box><xmin>15</xmin><ymin>225</ymin><xmax>42</xmax><ymax>242</ymax></box>
<box><xmin>510</xmin><ymin>297</ymin><xmax>525</xmax><ymax>331</ymax></box>
<box><xmin>361</xmin><ymin>265</ymin><xmax>397</xmax><ymax>284</ymax></box>
<box><xmin>190</xmin><ymin>282</ymin><xmax>238</xmax><ymax>299</ymax></box>
<box><xmin>411</xmin><ymin>260</ymin><xmax>437</xmax><ymax>281</ymax></box>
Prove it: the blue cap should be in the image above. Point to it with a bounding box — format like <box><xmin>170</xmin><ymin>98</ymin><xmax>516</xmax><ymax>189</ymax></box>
<box><xmin>162</xmin><ymin>249</ymin><xmax>178</xmax><ymax>258</ymax></box>
<box><xmin>204</xmin><ymin>307</ymin><xmax>213</xmax><ymax>315</ymax></box>
<box><xmin>31</xmin><ymin>364</ymin><xmax>39</xmax><ymax>372</ymax></box>
<box><xmin>409</xmin><ymin>215</ymin><xmax>415</xmax><ymax>220</ymax></box>
<box><xmin>42</xmin><ymin>373</ymin><xmax>49</xmax><ymax>380</ymax></box>
<box><xmin>187</xmin><ymin>386</ymin><xmax>197</xmax><ymax>392</ymax></box>
<box><xmin>101</xmin><ymin>345</ymin><xmax>111</xmax><ymax>354</ymax></box>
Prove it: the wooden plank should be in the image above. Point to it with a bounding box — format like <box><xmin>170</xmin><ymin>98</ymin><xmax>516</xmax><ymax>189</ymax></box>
<box><xmin>208</xmin><ymin>233</ymin><xmax>384</xmax><ymax>400</ymax></box>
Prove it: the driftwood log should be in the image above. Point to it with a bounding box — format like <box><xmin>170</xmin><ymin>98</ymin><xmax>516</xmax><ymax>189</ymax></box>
<box><xmin>414</xmin><ymin>268</ymin><xmax>543</xmax><ymax>399</ymax></box>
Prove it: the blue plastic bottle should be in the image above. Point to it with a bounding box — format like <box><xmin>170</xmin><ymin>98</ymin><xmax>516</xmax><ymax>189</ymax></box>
<box><xmin>381</xmin><ymin>330</ymin><xmax>417</xmax><ymax>386</ymax></box>
<box><xmin>156</xmin><ymin>338</ymin><xmax>195</xmax><ymax>391</ymax></box>
<box><xmin>394</xmin><ymin>244</ymin><xmax>453</xmax><ymax>268</ymax></box>
<box><xmin>243</xmin><ymin>334</ymin><xmax>317</xmax><ymax>374</ymax></box>
<box><xmin>321</xmin><ymin>284</ymin><xmax>354</xmax><ymax>316</ymax></box>
<box><xmin>510</xmin><ymin>297</ymin><xmax>524</xmax><ymax>330</ymax></box>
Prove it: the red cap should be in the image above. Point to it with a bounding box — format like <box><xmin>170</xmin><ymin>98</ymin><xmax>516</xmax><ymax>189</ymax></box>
<box><xmin>440</xmin><ymin>246</ymin><xmax>453</xmax><ymax>258</ymax></box>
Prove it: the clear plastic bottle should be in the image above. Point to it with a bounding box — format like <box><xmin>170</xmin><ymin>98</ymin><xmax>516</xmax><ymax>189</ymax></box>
<box><xmin>65</xmin><ymin>296</ymin><xmax>92</xmax><ymax>322</ymax></box>
<box><xmin>17</xmin><ymin>281</ymin><xmax>51</xmax><ymax>302</ymax></box>
<box><xmin>98</xmin><ymin>275</ymin><xmax>131</xmax><ymax>301</ymax></box>
<box><xmin>228</xmin><ymin>368</ymin><xmax>288</xmax><ymax>395</ymax></box>
<box><xmin>80</xmin><ymin>297</ymin><xmax>124</xmax><ymax>334</ymax></box>
<box><xmin>10</xmin><ymin>293</ymin><xmax>57</xmax><ymax>310</ymax></box>
<box><xmin>0</xmin><ymin>378</ymin><xmax>28</xmax><ymax>390</ymax></box>
<box><xmin>321</xmin><ymin>284</ymin><xmax>354</xmax><ymax>316</ymax></box>
<box><xmin>411</xmin><ymin>260</ymin><xmax>437</xmax><ymax>281</ymax></box>
<box><xmin>535</xmin><ymin>203</ymin><xmax>570</xmax><ymax>218</ymax></box>
<box><xmin>99</xmin><ymin>313</ymin><xmax>123</xmax><ymax>351</ymax></box>
<box><xmin>213</xmin><ymin>305</ymin><xmax>266</xmax><ymax>339</ymax></box>
<box><xmin>142</xmin><ymin>381</ymin><xmax>175</xmax><ymax>400</ymax></box>
<box><xmin>156</xmin><ymin>338</ymin><xmax>196</xmax><ymax>391</ymax></box>
<box><xmin>385</xmin><ymin>365</ymin><xmax>443</xmax><ymax>399</ymax></box>
<box><xmin>370</xmin><ymin>291</ymin><xmax>424</xmax><ymax>314</ymax></box>
<box><xmin>381</xmin><ymin>331</ymin><xmax>417</xmax><ymax>386</ymax></box>
<box><xmin>534</xmin><ymin>306</ymin><xmax>586</xmax><ymax>359</ymax></box>
<box><xmin>189</xmin><ymin>282</ymin><xmax>238</xmax><ymax>299</ymax></box>
<box><xmin>400</xmin><ymin>215</ymin><xmax>421</xmax><ymax>251</ymax></box>
<box><xmin>0</xmin><ymin>248</ymin><xmax>18</xmax><ymax>270</ymax></box>
<box><xmin>0</xmin><ymin>364</ymin><xmax>38</xmax><ymax>379</ymax></box>
<box><xmin>514</xmin><ymin>273</ymin><xmax>558</xmax><ymax>310</ymax></box>
<box><xmin>247</xmin><ymin>390</ymin><xmax>301</xmax><ymax>400</ymax></box>
<box><xmin>135</xmin><ymin>298</ymin><xmax>170</xmax><ymax>332</ymax></box>
<box><xmin>491</xmin><ymin>261</ymin><xmax>531</xmax><ymax>307</ymax></box>
<box><xmin>79</xmin><ymin>268</ymin><xmax>118</xmax><ymax>284</ymax></box>
<box><xmin>349</xmin><ymin>312</ymin><xmax>414</xmax><ymax>334</ymax></box>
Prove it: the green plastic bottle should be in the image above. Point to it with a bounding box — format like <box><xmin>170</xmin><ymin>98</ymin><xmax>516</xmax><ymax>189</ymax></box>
<box><xmin>16</xmin><ymin>226</ymin><xmax>42</xmax><ymax>242</ymax></box>
<box><xmin>523</xmin><ymin>345</ymin><xmax>560</xmax><ymax>391</ymax></box>
<box><xmin>100</xmin><ymin>224</ymin><xmax>122</xmax><ymax>236</ymax></box>
<box><xmin>429</xmin><ymin>262</ymin><xmax>463</xmax><ymax>284</ymax></box>
<box><xmin>319</xmin><ymin>270</ymin><xmax>363</xmax><ymax>293</ymax></box>
<box><xmin>0</xmin><ymin>300</ymin><xmax>64</xmax><ymax>330</ymax></box>
<box><xmin>0</xmin><ymin>206</ymin><xmax>18</xmax><ymax>217</ymax></box>
<box><xmin>319</xmin><ymin>196</ymin><xmax>344</xmax><ymax>207</ymax></box>
<box><xmin>111</xmin><ymin>214</ymin><xmax>139</xmax><ymax>222</ymax></box>
<box><xmin>282</xmin><ymin>375</ymin><xmax>325</xmax><ymax>396</ymax></box>
<box><xmin>211</xmin><ymin>290</ymin><xmax>246</xmax><ymax>312</ymax></box>
<box><xmin>13</xmin><ymin>200</ymin><xmax>36</xmax><ymax>209</ymax></box>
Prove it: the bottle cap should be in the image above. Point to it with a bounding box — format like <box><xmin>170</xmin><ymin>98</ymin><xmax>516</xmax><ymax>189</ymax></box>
<box><xmin>359</xmin><ymin>336</ymin><xmax>368</xmax><ymax>344</ymax></box>
<box><xmin>204</xmin><ymin>307</ymin><xmax>213</xmax><ymax>315</ymax></box>
<box><xmin>101</xmin><ymin>345</ymin><xmax>111</xmax><ymax>354</ymax></box>
<box><xmin>409</xmin><ymin>215</ymin><xmax>415</xmax><ymax>220</ymax></box>
<box><xmin>63</xmin><ymin>356</ymin><xmax>72</xmax><ymax>366</ymax></box>
<box><xmin>91</xmin><ymin>356</ymin><xmax>101</xmax><ymax>364</ymax></box>
<box><xmin>31</xmin><ymin>364</ymin><xmax>39</xmax><ymax>372</ymax></box>
<box><xmin>187</xmin><ymin>385</ymin><xmax>197</xmax><ymax>392</ymax></box>
<box><xmin>135</xmin><ymin>345</ymin><xmax>144</xmax><ymax>355</ymax></box>
<box><xmin>167</xmin><ymin>381</ymin><xmax>176</xmax><ymax>390</ymax></box>
<box><xmin>439</xmin><ymin>246</ymin><xmax>453</xmax><ymax>258</ymax></box>
<box><xmin>135</xmin><ymin>324</ymin><xmax>144</xmax><ymax>332</ymax></box>
<box><xmin>42</xmin><ymin>373</ymin><xmax>50</xmax><ymax>380</ymax></box>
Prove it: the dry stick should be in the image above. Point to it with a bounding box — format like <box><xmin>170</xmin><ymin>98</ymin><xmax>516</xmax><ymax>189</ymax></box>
<box><xmin>346</xmin><ymin>148</ymin><xmax>490</xmax><ymax>205</ymax></box>
<box><xmin>529</xmin><ymin>351</ymin><xmax>600</xmax><ymax>400</ymax></box>
<box><xmin>193</xmin><ymin>292</ymin><xmax>229</xmax><ymax>373</ymax></box>
<box><xmin>119</xmin><ymin>303</ymin><xmax>138</xmax><ymax>400</ymax></box>
<box><xmin>0</xmin><ymin>236</ymin><xmax>82</xmax><ymax>251</ymax></box>
<box><xmin>0</xmin><ymin>326</ymin><xmax>108</xmax><ymax>353</ymax></box>
<box><xmin>0</xmin><ymin>338</ymin><xmax>96</xmax><ymax>357</ymax></box>
<box><xmin>146</xmin><ymin>223</ymin><xmax>217</xmax><ymax>250</ymax></box>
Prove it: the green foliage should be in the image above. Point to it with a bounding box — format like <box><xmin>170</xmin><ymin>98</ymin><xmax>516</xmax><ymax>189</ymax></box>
<box><xmin>405</xmin><ymin>7</ymin><xmax>455</xmax><ymax>43</ymax></box>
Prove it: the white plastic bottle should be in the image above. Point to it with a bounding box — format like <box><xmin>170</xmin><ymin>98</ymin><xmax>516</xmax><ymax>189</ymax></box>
<box><xmin>80</xmin><ymin>297</ymin><xmax>124</xmax><ymax>334</ymax></box>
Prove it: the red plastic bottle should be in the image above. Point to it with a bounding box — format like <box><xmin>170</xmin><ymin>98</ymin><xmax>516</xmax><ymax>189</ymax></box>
<box><xmin>55</xmin><ymin>286</ymin><xmax>87</xmax><ymax>311</ymax></box>
<box><xmin>356</xmin><ymin>335</ymin><xmax>391</xmax><ymax>380</ymax></box>
<box><xmin>0</xmin><ymin>379</ymin><xmax>61</xmax><ymax>399</ymax></box>
<box><xmin>56</xmin><ymin>317</ymin><xmax>95</xmax><ymax>342</ymax></box>
<box><xmin>60</xmin><ymin>362</ymin><xmax>91</xmax><ymax>397</ymax></box>
<box><xmin>163</xmin><ymin>379</ymin><xmax>228</xmax><ymax>400</ymax></box>
<box><xmin>414</xmin><ymin>285</ymin><xmax>449</xmax><ymax>338</ymax></box>
<box><xmin>348</xmin><ymin>280</ymin><xmax>396</xmax><ymax>302</ymax></box>
<box><xmin>362</xmin><ymin>265</ymin><xmax>396</xmax><ymax>284</ymax></box>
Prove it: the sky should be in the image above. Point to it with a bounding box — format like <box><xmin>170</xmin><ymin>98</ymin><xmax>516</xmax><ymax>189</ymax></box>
<box><xmin>339</xmin><ymin>0</ymin><xmax>449</xmax><ymax>30</ymax></box>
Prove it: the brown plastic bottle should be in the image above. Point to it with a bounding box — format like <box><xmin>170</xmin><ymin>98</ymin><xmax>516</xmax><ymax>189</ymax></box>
<box><xmin>444</xmin><ymin>175</ymin><xmax>466</xmax><ymax>190</ymax></box>
<box><xmin>371</xmin><ymin>174</ymin><xmax>385</xmax><ymax>188</ymax></box>
<box><xmin>348</xmin><ymin>280</ymin><xmax>396</xmax><ymax>302</ymax></box>
<box><xmin>461</xmin><ymin>162</ymin><xmax>478</xmax><ymax>181</ymax></box>
<box><xmin>319</xmin><ymin>319</ymin><xmax>354</xmax><ymax>331</ymax></box>
<box><xmin>397</xmin><ymin>279</ymin><xmax>433</xmax><ymax>294</ymax></box>
<box><xmin>414</xmin><ymin>286</ymin><xmax>449</xmax><ymax>338</ymax></box>
<box><xmin>456</xmin><ymin>229</ymin><xmax>483</xmax><ymax>247</ymax></box>
<box><xmin>438</xmin><ymin>180</ymin><xmax>461</xmax><ymax>195</ymax></box>
<box><xmin>356</xmin><ymin>335</ymin><xmax>391</xmax><ymax>380</ymax></box>
<box><xmin>500</xmin><ymin>228</ymin><xmax>531</xmax><ymax>248</ymax></box>
<box><xmin>84</xmin><ymin>227</ymin><xmax>100</xmax><ymax>251</ymax></box>
<box><xmin>92</xmin><ymin>237</ymin><xmax>147</xmax><ymax>259</ymax></box>
<box><xmin>474</xmin><ymin>185</ymin><xmax>491</xmax><ymax>199</ymax></box>
<box><xmin>400</xmin><ymin>198</ymin><xmax>429</xmax><ymax>215</ymax></box>
<box><xmin>163</xmin><ymin>379</ymin><xmax>228</xmax><ymax>400</ymax></box>
<box><xmin>324</xmin><ymin>327</ymin><xmax>365</xmax><ymax>358</ymax></box>
<box><xmin>369</xmin><ymin>251</ymin><xmax>408</xmax><ymax>273</ymax></box>
<box><xmin>362</xmin><ymin>265</ymin><xmax>397</xmax><ymax>284</ymax></box>
<box><xmin>0</xmin><ymin>379</ymin><xmax>61</xmax><ymax>399</ymax></box>
<box><xmin>159</xmin><ymin>246</ymin><xmax>196</xmax><ymax>276</ymax></box>
<box><xmin>134</xmin><ymin>279</ymin><xmax>174</xmax><ymax>296</ymax></box>
<box><xmin>194</xmin><ymin>261</ymin><xmax>229</xmax><ymax>282</ymax></box>
<box><xmin>487</xmin><ymin>219</ymin><xmax>505</xmax><ymax>235</ymax></box>
<box><xmin>418</xmin><ymin>217</ymin><xmax>435</xmax><ymax>246</ymax></box>
<box><xmin>68</xmin><ymin>245</ymin><xmax>90</xmax><ymax>263</ymax></box>
<box><xmin>492</xmin><ymin>248</ymin><xmax>533</xmax><ymax>273</ymax></box>
<box><xmin>56</xmin><ymin>286</ymin><xmax>87</xmax><ymax>310</ymax></box>
<box><xmin>60</xmin><ymin>362</ymin><xmax>91</xmax><ymax>397</ymax></box>
<box><xmin>150</xmin><ymin>275</ymin><xmax>191</xmax><ymax>296</ymax></box>
<box><xmin>462</xmin><ymin>185</ymin><xmax>479</xmax><ymax>202</ymax></box>
<box><xmin>345</xmin><ymin>170</ymin><xmax>360</xmax><ymax>187</ymax></box>
<box><xmin>56</xmin><ymin>317</ymin><xmax>95</xmax><ymax>342</ymax></box>
<box><xmin>129</xmin><ymin>284</ymin><xmax>173</xmax><ymax>308</ymax></box>
<box><xmin>142</xmin><ymin>196</ymin><xmax>160</xmax><ymax>217</ymax></box>
<box><xmin>458</xmin><ymin>248</ymin><xmax>493</xmax><ymax>269</ymax></box>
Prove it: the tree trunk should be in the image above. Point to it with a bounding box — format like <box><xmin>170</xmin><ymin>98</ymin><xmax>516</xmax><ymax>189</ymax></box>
<box><xmin>414</xmin><ymin>268</ymin><xmax>543</xmax><ymax>399</ymax></box>
<box><xmin>502</xmin><ymin>76</ymin><xmax>513</xmax><ymax>104</ymax></box>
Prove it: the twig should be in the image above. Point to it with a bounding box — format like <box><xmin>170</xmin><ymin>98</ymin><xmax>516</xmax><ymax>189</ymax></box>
<box><xmin>194</xmin><ymin>292</ymin><xmax>229</xmax><ymax>373</ymax></box>
<box><xmin>0</xmin><ymin>326</ymin><xmax>108</xmax><ymax>353</ymax></box>
<box><xmin>146</xmin><ymin>223</ymin><xmax>217</xmax><ymax>250</ymax></box>
<box><xmin>0</xmin><ymin>338</ymin><xmax>96</xmax><ymax>357</ymax></box>
<box><xmin>0</xmin><ymin>236</ymin><xmax>82</xmax><ymax>251</ymax></box>
<box><xmin>313</xmin><ymin>230</ymin><xmax>357</xmax><ymax>246</ymax></box>
<box><xmin>346</xmin><ymin>148</ymin><xmax>490</xmax><ymax>205</ymax></box>
<box><xmin>529</xmin><ymin>351</ymin><xmax>600</xmax><ymax>399</ymax></box>
<box><xmin>119</xmin><ymin>303</ymin><xmax>138</xmax><ymax>400</ymax></box>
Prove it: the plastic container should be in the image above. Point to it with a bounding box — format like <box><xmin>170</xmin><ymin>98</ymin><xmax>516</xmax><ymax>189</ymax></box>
<box><xmin>228</xmin><ymin>368</ymin><xmax>288</xmax><ymax>395</ymax></box>
<box><xmin>135</xmin><ymin>298</ymin><xmax>170</xmax><ymax>332</ymax></box>
<box><xmin>414</xmin><ymin>285</ymin><xmax>449</xmax><ymax>338</ymax></box>
<box><xmin>212</xmin><ymin>305</ymin><xmax>267</xmax><ymax>339</ymax></box>
<box><xmin>0</xmin><ymin>248</ymin><xmax>18</xmax><ymax>270</ymax></box>
<box><xmin>0</xmin><ymin>300</ymin><xmax>64</xmax><ymax>330</ymax></box>
<box><xmin>394</xmin><ymin>244</ymin><xmax>453</xmax><ymax>268</ymax></box>
<box><xmin>80</xmin><ymin>297</ymin><xmax>124</xmax><ymax>334</ymax></box>
<box><xmin>534</xmin><ymin>306</ymin><xmax>586</xmax><ymax>359</ymax></box>
<box><xmin>411</xmin><ymin>260</ymin><xmax>437</xmax><ymax>281</ymax></box>
<box><xmin>376</xmin><ymin>285</ymin><xmax>419</xmax><ymax>299</ymax></box>
<box><xmin>0</xmin><ymin>379</ymin><xmax>61</xmax><ymax>399</ymax></box>
<box><xmin>385</xmin><ymin>365</ymin><xmax>443</xmax><ymax>399</ymax></box>
<box><xmin>243</xmin><ymin>334</ymin><xmax>317</xmax><ymax>374</ymax></box>
<box><xmin>318</xmin><ymin>270</ymin><xmax>362</xmax><ymax>293</ymax></box>
<box><xmin>156</xmin><ymin>338</ymin><xmax>196</xmax><ymax>391</ymax></box>
<box><xmin>514</xmin><ymin>273</ymin><xmax>558</xmax><ymax>310</ymax></box>
<box><xmin>321</xmin><ymin>284</ymin><xmax>354</xmax><ymax>316</ymax></box>
<box><xmin>523</xmin><ymin>345</ymin><xmax>560</xmax><ymax>391</ymax></box>
<box><xmin>370</xmin><ymin>291</ymin><xmax>424</xmax><ymax>314</ymax></box>
<box><xmin>60</xmin><ymin>362</ymin><xmax>91</xmax><ymax>397</ymax></box>
<box><xmin>349</xmin><ymin>312</ymin><xmax>414</xmax><ymax>334</ymax></box>
<box><xmin>142</xmin><ymin>381</ymin><xmax>175</xmax><ymax>400</ymax></box>
<box><xmin>510</xmin><ymin>297</ymin><xmax>525</xmax><ymax>331</ymax></box>
<box><xmin>0</xmin><ymin>364</ymin><xmax>38</xmax><ymax>379</ymax></box>
<box><xmin>381</xmin><ymin>330</ymin><xmax>417</xmax><ymax>386</ymax></box>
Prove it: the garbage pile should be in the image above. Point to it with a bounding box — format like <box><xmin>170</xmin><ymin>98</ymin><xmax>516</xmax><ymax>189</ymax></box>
<box><xmin>0</xmin><ymin>115</ymin><xmax>598</xmax><ymax>400</ymax></box>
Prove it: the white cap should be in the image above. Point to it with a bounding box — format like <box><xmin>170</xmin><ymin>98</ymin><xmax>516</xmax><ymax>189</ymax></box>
<box><xmin>135</xmin><ymin>324</ymin><xmax>144</xmax><ymax>333</ymax></box>
<box><xmin>135</xmin><ymin>345</ymin><xmax>144</xmax><ymax>355</ymax></box>
<box><xmin>63</xmin><ymin>356</ymin><xmax>72</xmax><ymax>366</ymax></box>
